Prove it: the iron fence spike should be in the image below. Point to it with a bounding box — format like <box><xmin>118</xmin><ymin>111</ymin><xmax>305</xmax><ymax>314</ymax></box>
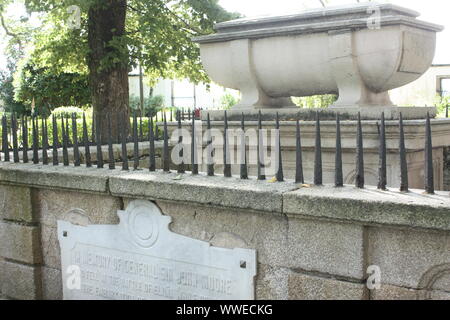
<box><xmin>223</xmin><ymin>110</ymin><xmax>231</xmax><ymax>177</ymax></box>
<box><xmin>95</xmin><ymin>115</ymin><xmax>104</xmax><ymax>168</ymax></box>
<box><xmin>163</xmin><ymin>113</ymin><xmax>170</xmax><ymax>172</ymax></box>
<box><xmin>133</xmin><ymin>112</ymin><xmax>139</xmax><ymax>170</ymax></box>
<box><xmin>377</xmin><ymin>112</ymin><xmax>387</xmax><ymax>190</ymax></box>
<box><xmin>12</xmin><ymin>114</ymin><xmax>19</xmax><ymax>163</ymax></box>
<box><xmin>424</xmin><ymin>112</ymin><xmax>434</xmax><ymax>194</ymax></box>
<box><xmin>335</xmin><ymin>113</ymin><xmax>343</xmax><ymax>187</ymax></box>
<box><xmin>355</xmin><ymin>112</ymin><xmax>365</xmax><ymax>189</ymax></box>
<box><xmin>149</xmin><ymin>116</ymin><xmax>156</xmax><ymax>172</ymax></box>
<box><xmin>206</xmin><ymin>113</ymin><xmax>214</xmax><ymax>176</ymax></box>
<box><xmin>399</xmin><ymin>113</ymin><xmax>409</xmax><ymax>192</ymax></box>
<box><xmin>120</xmin><ymin>112</ymin><xmax>129</xmax><ymax>171</ymax></box>
<box><xmin>314</xmin><ymin>112</ymin><xmax>322</xmax><ymax>186</ymax></box>
<box><xmin>72</xmin><ymin>113</ymin><xmax>80</xmax><ymax>167</ymax></box>
<box><xmin>52</xmin><ymin>115</ymin><xmax>59</xmax><ymax>165</ymax></box>
<box><xmin>257</xmin><ymin>111</ymin><xmax>265</xmax><ymax>180</ymax></box>
<box><xmin>32</xmin><ymin>116</ymin><xmax>38</xmax><ymax>164</ymax></box>
<box><xmin>22</xmin><ymin>116</ymin><xmax>28</xmax><ymax>163</ymax></box>
<box><xmin>191</xmin><ymin>111</ymin><xmax>198</xmax><ymax>175</ymax></box>
<box><xmin>107</xmin><ymin>114</ymin><xmax>115</xmax><ymax>170</ymax></box>
<box><xmin>275</xmin><ymin>112</ymin><xmax>284</xmax><ymax>182</ymax></box>
<box><xmin>83</xmin><ymin>113</ymin><xmax>92</xmax><ymax>167</ymax></box>
<box><xmin>42</xmin><ymin>117</ymin><xmax>49</xmax><ymax>165</ymax></box>
<box><xmin>240</xmin><ymin>113</ymin><xmax>248</xmax><ymax>180</ymax></box>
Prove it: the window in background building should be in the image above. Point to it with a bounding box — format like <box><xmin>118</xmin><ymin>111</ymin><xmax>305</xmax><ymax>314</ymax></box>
<box><xmin>441</xmin><ymin>78</ymin><xmax>450</xmax><ymax>97</ymax></box>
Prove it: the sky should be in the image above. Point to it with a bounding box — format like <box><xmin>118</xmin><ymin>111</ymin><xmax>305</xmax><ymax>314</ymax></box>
<box><xmin>0</xmin><ymin>0</ymin><xmax>449</xmax><ymax>69</ymax></box>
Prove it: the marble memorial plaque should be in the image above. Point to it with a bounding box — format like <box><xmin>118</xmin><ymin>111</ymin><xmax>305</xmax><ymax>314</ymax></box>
<box><xmin>58</xmin><ymin>200</ymin><xmax>256</xmax><ymax>300</ymax></box>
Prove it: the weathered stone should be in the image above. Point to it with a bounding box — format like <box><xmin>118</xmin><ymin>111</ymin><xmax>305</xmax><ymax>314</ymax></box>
<box><xmin>36</xmin><ymin>189</ymin><xmax>121</xmax><ymax>227</ymax></box>
<box><xmin>428</xmin><ymin>271</ymin><xmax>450</xmax><ymax>293</ymax></box>
<box><xmin>41</xmin><ymin>267</ymin><xmax>62</xmax><ymax>300</ymax></box>
<box><xmin>283</xmin><ymin>186</ymin><xmax>450</xmax><ymax>232</ymax></box>
<box><xmin>155</xmin><ymin>199</ymin><xmax>285</xmax><ymax>250</ymax></box>
<box><xmin>0</xmin><ymin>185</ymin><xmax>34</xmax><ymax>223</ymax></box>
<box><xmin>157</xmin><ymin>199</ymin><xmax>289</xmax><ymax>272</ymax></box>
<box><xmin>285</xmin><ymin>218</ymin><xmax>364</xmax><ymax>279</ymax></box>
<box><xmin>0</xmin><ymin>162</ymin><xmax>117</xmax><ymax>194</ymax></box>
<box><xmin>38</xmin><ymin>189</ymin><xmax>121</xmax><ymax>269</ymax></box>
<box><xmin>40</xmin><ymin>225</ymin><xmax>61</xmax><ymax>270</ymax></box>
<box><xmin>155</xmin><ymin>200</ymin><xmax>363</xmax><ymax>279</ymax></box>
<box><xmin>112</xmin><ymin>172</ymin><xmax>296</xmax><ymax>214</ymax></box>
<box><xmin>368</xmin><ymin>227</ymin><xmax>450</xmax><ymax>289</ymax></box>
<box><xmin>288</xmin><ymin>272</ymin><xmax>367</xmax><ymax>300</ymax></box>
<box><xmin>0</xmin><ymin>260</ymin><xmax>42</xmax><ymax>300</ymax></box>
<box><xmin>371</xmin><ymin>284</ymin><xmax>419</xmax><ymax>300</ymax></box>
<box><xmin>428</xmin><ymin>290</ymin><xmax>450</xmax><ymax>300</ymax></box>
<box><xmin>210</xmin><ymin>232</ymin><xmax>249</xmax><ymax>249</ymax></box>
<box><xmin>371</xmin><ymin>284</ymin><xmax>450</xmax><ymax>300</ymax></box>
<box><xmin>255</xmin><ymin>264</ymin><xmax>290</xmax><ymax>300</ymax></box>
<box><xmin>0</xmin><ymin>222</ymin><xmax>41</xmax><ymax>264</ymax></box>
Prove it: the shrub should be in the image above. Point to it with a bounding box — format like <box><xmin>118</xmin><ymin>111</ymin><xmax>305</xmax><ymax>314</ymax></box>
<box><xmin>51</xmin><ymin>106</ymin><xmax>85</xmax><ymax>118</ymax></box>
<box><xmin>129</xmin><ymin>94</ymin><xmax>165</xmax><ymax>116</ymax></box>
<box><xmin>292</xmin><ymin>95</ymin><xmax>337</xmax><ymax>108</ymax></box>
<box><xmin>435</xmin><ymin>95</ymin><xmax>450</xmax><ymax>117</ymax></box>
<box><xmin>220</xmin><ymin>93</ymin><xmax>240</xmax><ymax>110</ymax></box>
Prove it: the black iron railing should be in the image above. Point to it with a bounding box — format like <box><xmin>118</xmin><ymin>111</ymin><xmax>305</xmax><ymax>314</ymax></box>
<box><xmin>0</xmin><ymin>109</ymin><xmax>442</xmax><ymax>195</ymax></box>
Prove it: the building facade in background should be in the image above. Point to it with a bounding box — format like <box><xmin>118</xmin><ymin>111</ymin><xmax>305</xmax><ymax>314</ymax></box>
<box><xmin>390</xmin><ymin>64</ymin><xmax>450</xmax><ymax>107</ymax></box>
<box><xmin>128</xmin><ymin>74</ymin><xmax>239</xmax><ymax>110</ymax></box>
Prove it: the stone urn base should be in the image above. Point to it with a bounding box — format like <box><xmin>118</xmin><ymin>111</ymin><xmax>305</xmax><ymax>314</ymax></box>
<box><xmin>202</xmin><ymin>107</ymin><xmax>437</xmax><ymax>121</ymax></box>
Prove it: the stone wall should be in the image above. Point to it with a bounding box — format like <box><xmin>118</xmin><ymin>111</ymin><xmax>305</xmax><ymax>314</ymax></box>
<box><xmin>0</xmin><ymin>162</ymin><xmax>450</xmax><ymax>300</ymax></box>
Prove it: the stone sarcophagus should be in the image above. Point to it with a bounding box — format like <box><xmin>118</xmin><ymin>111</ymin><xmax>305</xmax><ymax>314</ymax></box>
<box><xmin>193</xmin><ymin>3</ymin><xmax>443</xmax><ymax>110</ymax></box>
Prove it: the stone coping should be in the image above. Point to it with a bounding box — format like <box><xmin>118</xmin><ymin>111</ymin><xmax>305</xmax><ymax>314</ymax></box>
<box><xmin>284</xmin><ymin>186</ymin><xmax>450</xmax><ymax>232</ymax></box>
<box><xmin>0</xmin><ymin>162</ymin><xmax>449</xmax><ymax>231</ymax></box>
<box><xmin>0</xmin><ymin>162</ymin><xmax>118</xmax><ymax>194</ymax></box>
<box><xmin>214</xmin><ymin>3</ymin><xmax>420</xmax><ymax>32</ymax></box>
<box><xmin>194</xmin><ymin>15</ymin><xmax>443</xmax><ymax>44</ymax></box>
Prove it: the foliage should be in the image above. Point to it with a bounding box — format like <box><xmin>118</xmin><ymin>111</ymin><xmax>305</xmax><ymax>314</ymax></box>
<box><xmin>0</xmin><ymin>2</ymin><xmax>36</xmax><ymax>116</ymax></box>
<box><xmin>51</xmin><ymin>106</ymin><xmax>85</xmax><ymax>118</ymax></box>
<box><xmin>0</xmin><ymin>0</ymin><xmax>37</xmax><ymax>61</ymax></box>
<box><xmin>292</xmin><ymin>95</ymin><xmax>338</xmax><ymax>109</ymax></box>
<box><xmin>0</xmin><ymin>64</ymin><xmax>27</xmax><ymax>115</ymax></box>
<box><xmin>13</xmin><ymin>62</ymin><xmax>91</xmax><ymax>115</ymax></box>
<box><xmin>129</xmin><ymin>94</ymin><xmax>165</xmax><ymax>115</ymax></box>
<box><xmin>435</xmin><ymin>94</ymin><xmax>450</xmax><ymax>118</ymax></box>
<box><xmin>21</xmin><ymin>0</ymin><xmax>241</xmax><ymax>85</ymax></box>
<box><xmin>219</xmin><ymin>92</ymin><xmax>239</xmax><ymax>110</ymax></box>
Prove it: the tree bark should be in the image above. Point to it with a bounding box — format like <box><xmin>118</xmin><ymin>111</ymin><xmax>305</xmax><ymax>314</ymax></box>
<box><xmin>87</xmin><ymin>0</ymin><xmax>129</xmax><ymax>142</ymax></box>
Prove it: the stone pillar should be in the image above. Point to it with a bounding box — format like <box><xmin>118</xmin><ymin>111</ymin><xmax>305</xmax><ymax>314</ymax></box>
<box><xmin>0</xmin><ymin>185</ymin><xmax>43</xmax><ymax>300</ymax></box>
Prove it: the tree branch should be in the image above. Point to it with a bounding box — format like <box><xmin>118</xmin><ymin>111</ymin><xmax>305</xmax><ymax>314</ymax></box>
<box><xmin>0</xmin><ymin>11</ymin><xmax>23</xmax><ymax>49</ymax></box>
<box><xmin>127</xmin><ymin>3</ymin><xmax>206</xmax><ymax>36</ymax></box>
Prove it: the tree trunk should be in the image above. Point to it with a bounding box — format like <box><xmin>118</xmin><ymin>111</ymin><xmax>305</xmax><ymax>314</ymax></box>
<box><xmin>87</xmin><ymin>0</ymin><xmax>129</xmax><ymax>142</ymax></box>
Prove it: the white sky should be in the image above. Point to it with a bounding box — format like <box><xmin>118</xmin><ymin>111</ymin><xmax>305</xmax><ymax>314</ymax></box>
<box><xmin>219</xmin><ymin>0</ymin><xmax>450</xmax><ymax>64</ymax></box>
<box><xmin>0</xmin><ymin>0</ymin><xmax>449</xmax><ymax>70</ymax></box>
